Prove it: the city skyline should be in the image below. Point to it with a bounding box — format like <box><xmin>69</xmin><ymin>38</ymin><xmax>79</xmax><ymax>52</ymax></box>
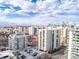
<box><xmin>0</xmin><ymin>0</ymin><xmax>79</xmax><ymax>25</ymax></box>
<box><xmin>0</xmin><ymin>1</ymin><xmax>79</xmax><ymax>58</ymax></box>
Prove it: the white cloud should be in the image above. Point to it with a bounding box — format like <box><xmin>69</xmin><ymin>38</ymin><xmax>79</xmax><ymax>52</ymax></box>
<box><xmin>4</xmin><ymin>8</ymin><xmax>15</xmax><ymax>14</ymax></box>
<box><xmin>0</xmin><ymin>0</ymin><xmax>6</xmax><ymax>3</ymax></box>
<box><xmin>0</xmin><ymin>10</ymin><xmax>3</xmax><ymax>14</ymax></box>
<box><xmin>0</xmin><ymin>0</ymin><xmax>79</xmax><ymax>25</ymax></box>
<box><xmin>9</xmin><ymin>0</ymin><xmax>36</xmax><ymax>10</ymax></box>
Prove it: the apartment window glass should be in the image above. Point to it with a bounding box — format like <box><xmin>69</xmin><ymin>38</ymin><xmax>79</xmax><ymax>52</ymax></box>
<box><xmin>43</xmin><ymin>30</ymin><xmax>45</xmax><ymax>48</ymax></box>
<box><xmin>40</xmin><ymin>32</ymin><xmax>42</xmax><ymax>48</ymax></box>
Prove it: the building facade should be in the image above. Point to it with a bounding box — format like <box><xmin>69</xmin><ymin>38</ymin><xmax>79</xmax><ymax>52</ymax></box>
<box><xmin>38</xmin><ymin>28</ymin><xmax>52</xmax><ymax>51</ymax></box>
<box><xmin>48</xmin><ymin>26</ymin><xmax>69</xmax><ymax>48</ymax></box>
<box><xmin>8</xmin><ymin>31</ymin><xmax>28</xmax><ymax>49</ymax></box>
<box><xmin>38</xmin><ymin>26</ymin><xmax>70</xmax><ymax>52</ymax></box>
<box><xmin>65</xmin><ymin>26</ymin><xmax>79</xmax><ymax>59</ymax></box>
<box><xmin>53</xmin><ymin>26</ymin><xmax>69</xmax><ymax>47</ymax></box>
<box><xmin>51</xmin><ymin>28</ymin><xmax>61</xmax><ymax>50</ymax></box>
<box><xmin>48</xmin><ymin>26</ymin><xmax>69</xmax><ymax>47</ymax></box>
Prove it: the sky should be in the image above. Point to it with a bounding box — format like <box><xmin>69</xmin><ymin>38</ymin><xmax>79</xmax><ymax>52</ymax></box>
<box><xmin>0</xmin><ymin>0</ymin><xmax>79</xmax><ymax>25</ymax></box>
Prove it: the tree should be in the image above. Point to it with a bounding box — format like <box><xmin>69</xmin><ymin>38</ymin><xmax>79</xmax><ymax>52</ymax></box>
<box><xmin>8</xmin><ymin>56</ymin><xmax>13</xmax><ymax>59</ymax></box>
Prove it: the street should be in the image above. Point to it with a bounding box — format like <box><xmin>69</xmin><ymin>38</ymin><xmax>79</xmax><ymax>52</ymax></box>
<box><xmin>52</xmin><ymin>47</ymin><xmax>65</xmax><ymax>59</ymax></box>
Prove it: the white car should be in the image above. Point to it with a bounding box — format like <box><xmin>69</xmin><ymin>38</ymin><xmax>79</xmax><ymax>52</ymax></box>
<box><xmin>0</xmin><ymin>50</ymin><xmax>15</xmax><ymax>59</ymax></box>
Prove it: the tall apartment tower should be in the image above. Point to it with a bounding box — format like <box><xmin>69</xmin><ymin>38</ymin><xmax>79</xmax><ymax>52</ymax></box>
<box><xmin>38</xmin><ymin>27</ymin><xmax>61</xmax><ymax>52</ymax></box>
<box><xmin>38</xmin><ymin>25</ymin><xmax>70</xmax><ymax>52</ymax></box>
<box><xmin>51</xmin><ymin>26</ymin><xmax>69</xmax><ymax>47</ymax></box>
<box><xmin>65</xmin><ymin>26</ymin><xmax>79</xmax><ymax>59</ymax></box>
<box><xmin>38</xmin><ymin>28</ymin><xmax>52</xmax><ymax>51</ymax></box>
<box><xmin>52</xmin><ymin>29</ymin><xmax>61</xmax><ymax>50</ymax></box>
<box><xmin>29</xmin><ymin>27</ymin><xmax>38</xmax><ymax>35</ymax></box>
<box><xmin>8</xmin><ymin>31</ymin><xmax>28</xmax><ymax>49</ymax></box>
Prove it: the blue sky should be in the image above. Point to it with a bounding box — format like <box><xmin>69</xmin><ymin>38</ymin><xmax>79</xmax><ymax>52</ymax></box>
<box><xmin>0</xmin><ymin>0</ymin><xmax>79</xmax><ymax>25</ymax></box>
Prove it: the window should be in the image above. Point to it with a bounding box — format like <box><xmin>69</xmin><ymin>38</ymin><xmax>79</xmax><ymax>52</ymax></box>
<box><xmin>43</xmin><ymin>30</ymin><xmax>45</xmax><ymax>48</ymax></box>
<box><xmin>56</xmin><ymin>39</ymin><xmax>59</xmax><ymax>47</ymax></box>
<box><xmin>40</xmin><ymin>32</ymin><xmax>42</xmax><ymax>48</ymax></box>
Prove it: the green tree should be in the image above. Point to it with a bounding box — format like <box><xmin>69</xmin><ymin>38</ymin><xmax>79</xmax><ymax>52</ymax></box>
<box><xmin>8</xmin><ymin>56</ymin><xmax>13</xmax><ymax>59</ymax></box>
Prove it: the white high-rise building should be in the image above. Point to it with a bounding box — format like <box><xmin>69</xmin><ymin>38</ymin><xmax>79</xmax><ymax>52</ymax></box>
<box><xmin>29</xmin><ymin>26</ymin><xmax>38</xmax><ymax>35</ymax></box>
<box><xmin>52</xmin><ymin>29</ymin><xmax>61</xmax><ymax>50</ymax></box>
<box><xmin>38</xmin><ymin>27</ymin><xmax>61</xmax><ymax>52</ymax></box>
<box><xmin>8</xmin><ymin>31</ymin><xmax>28</xmax><ymax>49</ymax></box>
<box><xmin>52</xmin><ymin>26</ymin><xmax>69</xmax><ymax>47</ymax></box>
<box><xmin>65</xmin><ymin>26</ymin><xmax>79</xmax><ymax>59</ymax></box>
<box><xmin>38</xmin><ymin>28</ymin><xmax>52</xmax><ymax>51</ymax></box>
<box><xmin>47</xmin><ymin>25</ymin><xmax>70</xmax><ymax>46</ymax></box>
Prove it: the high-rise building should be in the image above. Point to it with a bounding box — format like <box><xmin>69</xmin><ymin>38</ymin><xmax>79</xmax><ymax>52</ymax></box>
<box><xmin>8</xmin><ymin>31</ymin><xmax>28</xmax><ymax>49</ymax></box>
<box><xmin>47</xmin><ymin>25</ymin><xmax>69</xmax><ymax>47</ymax></box>
<box><xmin>29</xmin><ymin>27</ymin><xmax>38</xmax><ymax>35</ymax></box>
<box><xmin>13</xmin><ymin>26</ymin><xmax>38</xmax><ymax>35</ymax></box>
<box><xmin>65</xmin><ymin>26</ymin><xmax>79</xmax><ymax>59</ymax></box>
<box><xmin>38</xmin><ymin>27</ymin><xmax>62</xmax><ymax>52</ymax></box>
<box><xmin>52</xmin><ymin>28</ymin><xmax>61</xmax><ymax>50</ymax></box>
<box><xmin>38</xmin><ymin>28</ymin><xmax>52</xmax><ymax>51</ymax></box>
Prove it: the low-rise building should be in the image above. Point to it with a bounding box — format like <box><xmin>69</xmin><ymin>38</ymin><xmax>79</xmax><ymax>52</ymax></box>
<box><xmin>0</xmin><ymin>47</ymin><xmax>49</xmax><ymax>59</ymax></box>
<box><xmin>19</xmin><ymin>47</ymin><xmax>49</xmax><ymax>59</ymax></box>
<box><xmin>0</xmin><ymin>50</ymin><xmax>15</xmax><ymax>59</ymax></box>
